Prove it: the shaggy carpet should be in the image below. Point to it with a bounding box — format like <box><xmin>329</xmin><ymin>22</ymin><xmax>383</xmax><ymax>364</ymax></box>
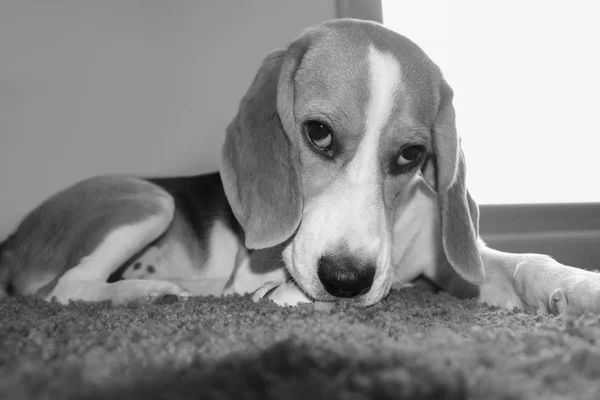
<box><xmin>1</xmin><ymin>288</ymin><xmax>600</xmax><ymax>400</ymax></box>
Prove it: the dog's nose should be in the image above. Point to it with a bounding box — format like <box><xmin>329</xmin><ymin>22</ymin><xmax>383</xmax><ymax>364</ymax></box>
<box><xmin>317</xmin><ymin>254</ymin><xmax>376</xmax><ymax>298</ymax></box>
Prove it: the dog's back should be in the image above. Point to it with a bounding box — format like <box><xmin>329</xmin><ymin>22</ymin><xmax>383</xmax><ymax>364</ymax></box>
<box><xmin>0</xmin><ymin>172</ymin><xmax>245</xmax><ymax>302</ymax></box>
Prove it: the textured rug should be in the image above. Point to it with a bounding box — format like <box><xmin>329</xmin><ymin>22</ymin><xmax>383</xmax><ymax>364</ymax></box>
<box><xmin>1</xmin><ymin>288</ymin><xmax>600</xmax><ymax>400</ymax></box>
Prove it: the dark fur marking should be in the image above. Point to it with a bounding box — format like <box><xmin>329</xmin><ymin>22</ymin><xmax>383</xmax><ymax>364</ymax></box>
<box><xmin>146</xmin><ymin>265</ymin><xmax>156</xmax><ymax>273</ymax></box>
<box><xmin>133</xmin><ymin>262</ymin><xmax>141</xmax><ymax>270</ymax></box>
<box><xmin>5</xmin><ymin>282</ymin><xmax>15</xmax><ymax>296</ymax></box>
<box><xmin>149</xmin><ymin>173</ymin><xmax>243</xmax><ymax>257</ymax></box>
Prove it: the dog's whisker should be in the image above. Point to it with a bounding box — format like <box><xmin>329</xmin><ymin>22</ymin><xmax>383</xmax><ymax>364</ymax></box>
<box><xmin>271</xmin><ymin>260</ymin><xmax>285</xmax><ymax>272</ymax></box>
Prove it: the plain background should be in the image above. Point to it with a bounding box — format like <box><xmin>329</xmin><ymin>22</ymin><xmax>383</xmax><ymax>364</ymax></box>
<box><xmin>383</xmin><ymin>0</ymin><xmax>600</xmax><ymax>205</ymax></box>
<box><xmin>0</xmin><ymin>0</ymin><xmax>336</xmax><ymax>239</ymax></box>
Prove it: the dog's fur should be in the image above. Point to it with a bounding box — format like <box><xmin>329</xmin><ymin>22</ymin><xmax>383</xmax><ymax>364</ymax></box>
<box><xmin>1</xmin><ymin>19</ymin><xmax>600</xmax><ymax>314</ymax></box>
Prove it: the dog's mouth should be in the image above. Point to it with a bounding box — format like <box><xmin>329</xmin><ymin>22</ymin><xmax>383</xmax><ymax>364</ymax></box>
<box><xmin>288</xmin><ymin>273</ymin><xmax>390</xmax><ymax>307</ymax></box>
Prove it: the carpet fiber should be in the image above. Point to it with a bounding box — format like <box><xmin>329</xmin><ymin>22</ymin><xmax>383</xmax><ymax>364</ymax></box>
<box><xmin>1</xmin><ymin>288</ymin><xmax>600</xmax><ymax>400</ymax></box>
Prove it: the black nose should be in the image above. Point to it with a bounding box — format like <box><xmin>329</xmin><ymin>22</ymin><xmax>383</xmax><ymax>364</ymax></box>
<box><xmin>317</xmin><ymin>254</ymin><xmax>376</xmax><ymax>298</ymax></box>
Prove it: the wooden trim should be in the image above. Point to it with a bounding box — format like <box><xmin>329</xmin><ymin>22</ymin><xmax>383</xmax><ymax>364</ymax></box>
<box><xmin>480</xmin><ymin>203</ymin><xmax>600</xmax><ymax>235</ymax></box>
<box><xmin>335</xmin><ymin>0</ymin><xmax>383</xmax><ymax>22</ymax></box>
<box><xmin>479</xmin><ymin>203</ymin><xmax>600</xmax><ymax>271</ymax></box>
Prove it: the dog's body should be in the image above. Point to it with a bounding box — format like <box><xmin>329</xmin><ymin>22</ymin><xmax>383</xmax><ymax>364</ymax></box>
<box><xmin>2</xmin><ymin>19</ymin><xmax>600</xmax><ymax>314</ymax></box>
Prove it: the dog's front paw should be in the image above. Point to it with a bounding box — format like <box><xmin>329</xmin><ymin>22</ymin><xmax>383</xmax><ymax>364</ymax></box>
<box><xmin>513</xmin><ymin>255</ymin><xmax>600</xmax><ymax>315</ymax></box>
<box><xmin>47</xmin><ymin>278</ymin><xmax>191</xmax><ymax>306</ymax></box>
<box><xmin>252</xmin><ymin>281</ymin><xmax>313</xmax><ymax>307</ymax></box>
<box><xmin>548</xmin><ymin>275</ymin><xmax>600</xmax><ymax>315</ymax></box>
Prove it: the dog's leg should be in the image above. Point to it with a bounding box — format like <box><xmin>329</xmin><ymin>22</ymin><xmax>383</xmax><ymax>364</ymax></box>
<box><xmin>47</xmin><ymin>201</ymin><xmax>189</xmax><ymax>305</ymax></box>
<box><xmin>223</xmin><ymin>245</ymin><xmax>289</xmax><ymax>297</ymax></box>
<box><xmin>252</xmin><ymin>279</ymin><xmax>312</xmax><ymax>306</ymax></box>
<box><xmin>478</xmin><ymin>243</ymin><xmax>600</xmax><ymax>314</ymax></box>
<box><xmin>222</xmin><ymin>244</ymin><xmax>311</xmax><ymax>306</ymax></box>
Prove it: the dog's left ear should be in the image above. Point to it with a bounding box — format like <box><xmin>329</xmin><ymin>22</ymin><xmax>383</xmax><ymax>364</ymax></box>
<box><xmin>429</xmin><ymin>79</ymin><xmax>485</xmax><ymax>285</ymax></box>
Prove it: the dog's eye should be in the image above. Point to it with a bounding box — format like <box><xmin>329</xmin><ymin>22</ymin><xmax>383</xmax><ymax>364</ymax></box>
<box><xmin>397</xmin><ymin>146</ymin><xmax>424</xmax><ymax>167</ymax></box>
<box><xmin>305</xmin><ymin>121</ymin><xmax>333</xmax><ymax>149</ymax></box>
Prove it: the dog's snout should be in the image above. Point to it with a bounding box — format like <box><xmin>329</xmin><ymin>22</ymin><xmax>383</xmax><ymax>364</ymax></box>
<box><xmin>317</xmin><ymin>254</ymin><xmax>376</xmax><ymax>298</ymax></box>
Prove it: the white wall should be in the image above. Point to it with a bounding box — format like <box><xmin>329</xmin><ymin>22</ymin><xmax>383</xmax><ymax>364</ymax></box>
<box><xmin>0</xmin><ymin>0</ymin><xmax>336</xmax><ymax>239</ymax></box>
<box><xmin>383</xmin><ymin>0</ymin><xmax>600</xmax><ymax>204</ymax></box>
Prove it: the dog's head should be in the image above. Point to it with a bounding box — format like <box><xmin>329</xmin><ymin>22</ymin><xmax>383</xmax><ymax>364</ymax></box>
<box><xmin>221</xmin><ymin>19</ymin><xmax>484</xmax><ymax>306</ymax></box>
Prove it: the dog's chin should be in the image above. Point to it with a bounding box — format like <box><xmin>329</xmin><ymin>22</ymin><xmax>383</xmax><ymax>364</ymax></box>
<box><xmin>315</xmin><ymin>292</ymin><xmax>387</xmax><ymax>307</ymax></box>
<box><xmin>294</xmin><ymin>279</ymin><xmax>389</xmax><ymax>307</ymax></box>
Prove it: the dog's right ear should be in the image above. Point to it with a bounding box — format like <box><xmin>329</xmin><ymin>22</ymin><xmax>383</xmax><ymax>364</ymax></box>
<box><xmin>220</xmin><ymin>35</ymin><xmax>313</xmax><ymax>249</ymax></box>
<box><xmin>430</xmin><ymin>79</ymin><xmax>485</xmax><ymax>285</ymax></box>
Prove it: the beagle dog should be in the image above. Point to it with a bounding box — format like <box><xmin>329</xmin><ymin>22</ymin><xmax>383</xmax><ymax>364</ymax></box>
<box><xmin>1</xmin><ymin>19</ymin><xmax>599</xmax><ymax>314</ymax></box>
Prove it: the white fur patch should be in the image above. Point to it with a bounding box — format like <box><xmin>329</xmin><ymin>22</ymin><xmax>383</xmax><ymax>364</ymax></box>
<box><xmin>343</xmin><ymin>46</ymin><xmax>401</xmax><ymax>256</ymax></box>
<box><xmin>347</xmin><ymin>46</ymin><xmax>400</xmax><ymax>183</ymax></box>
<box><xmin>351</xmin><ymin>46</ymin><xmax>401</xmax><ymax>303</ymax></box>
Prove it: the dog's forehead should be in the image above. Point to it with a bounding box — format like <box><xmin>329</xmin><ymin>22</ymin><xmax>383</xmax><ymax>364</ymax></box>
<box><xmin>293</xmin><ymin>21</ymin><xmax>441</xmax><ymax>128</ymax></box>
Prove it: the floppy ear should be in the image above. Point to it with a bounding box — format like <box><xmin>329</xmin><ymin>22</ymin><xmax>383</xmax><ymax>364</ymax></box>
<box><xmin>432</xmin><ymin>79</ymin><xmax>485</xmax><ymax>285</ymax></box>
<box><xmin>220</xmin><ymin>38</ymin><xmax>310</xmax><ymax>249</ymax></box>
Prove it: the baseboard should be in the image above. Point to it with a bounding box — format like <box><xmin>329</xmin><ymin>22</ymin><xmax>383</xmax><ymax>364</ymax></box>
<box><xmin>479</xmin><ymin>203</ymin><xmax>600</xmax><ymax>271</ymax></box>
